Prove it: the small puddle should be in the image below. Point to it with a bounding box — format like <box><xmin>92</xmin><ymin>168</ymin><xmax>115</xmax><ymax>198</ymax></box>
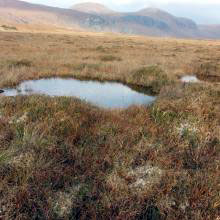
<box><xmin>1</xmin><ymin>78</ymin><xmax>156</xmax><ymax>108</ymax></box>
<box><xmin>181</xmin><ymin>75</ymin><xmax>199</xmax><ymax>83</ymax></box>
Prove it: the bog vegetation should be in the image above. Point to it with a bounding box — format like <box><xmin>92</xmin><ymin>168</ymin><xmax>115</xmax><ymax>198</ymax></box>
<box><xmin>0</xmin><ymin>31</ymin><xmax>219</xmax><ymax>219</ymax></box>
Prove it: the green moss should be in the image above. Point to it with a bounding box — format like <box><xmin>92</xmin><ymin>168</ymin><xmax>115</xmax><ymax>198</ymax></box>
<box><xmin>130</xmin><ymin>66</ymin><xmax>172</xmax><ymax>93</ymax></box>
<box><xmin>150</xmin><ymin>106</ymin><xmax>178</xmax><ymax>124</ymax></box>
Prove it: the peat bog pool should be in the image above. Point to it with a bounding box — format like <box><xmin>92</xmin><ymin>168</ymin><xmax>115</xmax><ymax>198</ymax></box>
<box><xmin>181</xmin><ymin>75</ymin><xmax>200</xmax><ymax>83</ymax></box>
<box><xmin>0</xmin><ymin>78</ymin><xmax>156</xmax><ymax>108</ymax></box>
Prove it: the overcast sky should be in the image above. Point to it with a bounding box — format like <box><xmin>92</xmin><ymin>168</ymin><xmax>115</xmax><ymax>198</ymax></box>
<box><xmin>22</xmin><ymin>0</ymin><xmax>220</xmax><ymax>24</ymax></box>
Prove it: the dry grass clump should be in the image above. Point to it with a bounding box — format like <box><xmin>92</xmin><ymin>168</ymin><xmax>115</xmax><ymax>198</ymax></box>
<box><xmin>6</xmin><ymin>59</ymin><xmax>32</xmax><ymax>69</ymax></box>
<box><xmin>1</xmin><ymin>25</ymin><xmax>17</xmax><ymax>31</ymax></box>
<box><xmin>128</xmin><ymin>65</ymin><xmax>172</xmax><ymax>93</ymax></box>
<box><xmin>100</xmin><ymin>55</ymin><xmax>122</xmax><ymax>62</ymax></box>
<box><xmin>194</xmin><ymin>62</ymin><xmax>220</xmax><ymax>82</ymax></box>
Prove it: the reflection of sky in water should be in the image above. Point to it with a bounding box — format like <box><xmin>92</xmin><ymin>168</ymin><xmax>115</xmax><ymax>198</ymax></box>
<box><xmin>181</xmin><ymin>76</ymin><xmax>199</xmax><ymax>83</ymax></box>
<box><xmin>2</xmin><ymin>78</ymin><xmax>156</xmax><ymax>108</ymax></box>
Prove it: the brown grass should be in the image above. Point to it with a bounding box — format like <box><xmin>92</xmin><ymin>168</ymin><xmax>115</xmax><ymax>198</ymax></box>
<box><xmin>0</xmin><ymin>31</ymin><xmax>220</xmax><ymax>89</ymax></box>
<box><xmin>0</xmin><ymin>30</ymin><xmax>219</xmax><ymax>219</ymax></box>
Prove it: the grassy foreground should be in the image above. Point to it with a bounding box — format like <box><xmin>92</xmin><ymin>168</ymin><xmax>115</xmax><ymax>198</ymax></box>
<box><xmin>0</xmin><ymin>31</ymin><xmax>219</xmax><ymax>219</ymax></box>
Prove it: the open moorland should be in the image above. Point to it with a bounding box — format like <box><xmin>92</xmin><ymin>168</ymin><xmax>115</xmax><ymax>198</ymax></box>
<box><xmin>0</xmin><ymin>30</ymin><xmax>219</xmax><ymax>219</ymax></box>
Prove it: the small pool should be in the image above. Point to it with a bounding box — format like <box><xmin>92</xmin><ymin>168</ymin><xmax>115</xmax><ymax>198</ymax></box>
<box><xmin>181</xmin><ymin>75</ymin><xmax>199</xmax><ymax>83</ymax></box>
<box><xmin>1</xmin><ymin>78</ymin><xmax>156</xmax><ymax>108</ymax></box>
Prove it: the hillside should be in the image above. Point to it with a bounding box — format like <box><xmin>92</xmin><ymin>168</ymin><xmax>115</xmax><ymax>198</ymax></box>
<box><xmin>0</xmin><ymin>0</ymin><xmax>91</xmax><ymax>28</ymax></box>
<box><xmin>71</xmin><ymin>2</ymin><xmax>115</xmax><ymax>14</ymax></box>
<box><xmin>0</xmin><ymin>0</ymin><xmax>220</xmax><ymax>39</ymax></box>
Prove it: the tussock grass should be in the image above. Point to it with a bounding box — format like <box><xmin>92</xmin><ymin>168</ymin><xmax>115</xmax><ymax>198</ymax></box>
<box><xmin>100</xmin><ymin>55</ymin><xmax>122</xmax><ymax>62</ymax></box>
<box><xmin>195</xmin><ymin>62</ymin><xmax>220</xmax><ymax>82</ymax></box>
<box><xmin>1</xmin><ymin>25</ymin><xmax>17</xmax><ymax>31</ymax></box>
<box><xmin>0</xmin><ymin>31</ymin><xmax>220</xmax><ymax>90</ymax></box>
<box><xmin>129</xmin><ymin>66</ymin><xmax>172</xmax><ymax>93</ymax></box>
<box><xmin>6</xmin><ymin>59</ymin><xmax>32</xmax><ymax>68</ymax></box>
<box><xmin>0</xmin><ymin>31</ymin><xmax>219</xmax><ymax>219</ymax></box>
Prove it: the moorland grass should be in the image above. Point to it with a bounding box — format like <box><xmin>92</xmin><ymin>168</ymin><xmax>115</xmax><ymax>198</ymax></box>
<box><xmin>0</xmin><ymin>31</ymin><xmax>219</xmax><ymax>219</ymax></box>
<box><xmin>0</xmin><ymin>31</ymin><xmax>220</xmax><ymax>89</ymax></box>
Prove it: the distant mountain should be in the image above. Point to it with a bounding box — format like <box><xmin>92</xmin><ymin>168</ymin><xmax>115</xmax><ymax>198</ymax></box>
<box><xmin>0</xmin><ymin>0</ymin><xmax>87</xmax><ymax>28</ymax></box>
<box><xmin>137</xmin><ymin>8</ymin><xmax>197</xmax><ymax>29</ymax></box>
<box><xmin>0</xmin><ymin>0</ymin><xmax>220</xmax><ymax>39</ymax></box>
<box><xmin>71</xmin><ymin>2</ymin><xmax>115</xmax><ymax>14</ymax></box>
<box><xmin>124</xmin><ymin>7</ymin><xmax>199</xmax><ymax>37</ymax></box>
<box><xmin>198</xmin><ymin>25</ymin><xmax>220</xmax><ymax>38</ymax></box>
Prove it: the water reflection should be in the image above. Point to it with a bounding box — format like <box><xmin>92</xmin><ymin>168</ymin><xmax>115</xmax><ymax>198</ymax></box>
<box><xmin>181</xmin><ymin>75</ymin><xmax>199</xmax><ymax>83</ymax></box>
<box><xmin>2</xmin><ymin>78</ymin><xmax>156</xmax><ymax>108</ymax></box>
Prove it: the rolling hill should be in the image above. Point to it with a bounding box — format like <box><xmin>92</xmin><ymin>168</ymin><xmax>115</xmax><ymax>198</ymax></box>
<box><xmin>0</xmin><ymin>0</ymin><xmax>220</xmax><ymax>39</ymax></box>
<box><xmin>71</xmin><ymin>2</ymin><xmax>115</xmax><ymax>14</ymax></box>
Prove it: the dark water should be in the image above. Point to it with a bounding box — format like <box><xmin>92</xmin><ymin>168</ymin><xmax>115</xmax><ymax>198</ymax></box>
<box><xmin>1</xmin><ymin>78</ymin><xmax>156</xmax><ymax>108</ymax></box>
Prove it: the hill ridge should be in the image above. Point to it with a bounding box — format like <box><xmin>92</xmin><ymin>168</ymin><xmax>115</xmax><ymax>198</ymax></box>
<box><xmin>0</xmin><ymin>0</ymin><xmax>219</xmax><ymax>39</ymax></box>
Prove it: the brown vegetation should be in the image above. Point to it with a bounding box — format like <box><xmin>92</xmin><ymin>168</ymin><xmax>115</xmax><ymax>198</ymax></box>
<box><xmin>0</xmin><ymin>31</ymin><xmax>219</xmax><ymax>219</ymax></box>
<box><xmin>0</xmin><ymin>31</ymin><xmax>220</xmax><ymax>90</ymax></box>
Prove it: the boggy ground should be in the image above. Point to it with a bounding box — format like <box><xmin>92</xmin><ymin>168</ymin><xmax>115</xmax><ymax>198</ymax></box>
<box><xmin>0</xmin><ymin>31</ymin><xmax>219</xmax><ymax>219</ymax></box>
<box><xmin>0</xmin><ymin>31</ymin><xmax>220</xmax><ymax>91</ymax></box>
